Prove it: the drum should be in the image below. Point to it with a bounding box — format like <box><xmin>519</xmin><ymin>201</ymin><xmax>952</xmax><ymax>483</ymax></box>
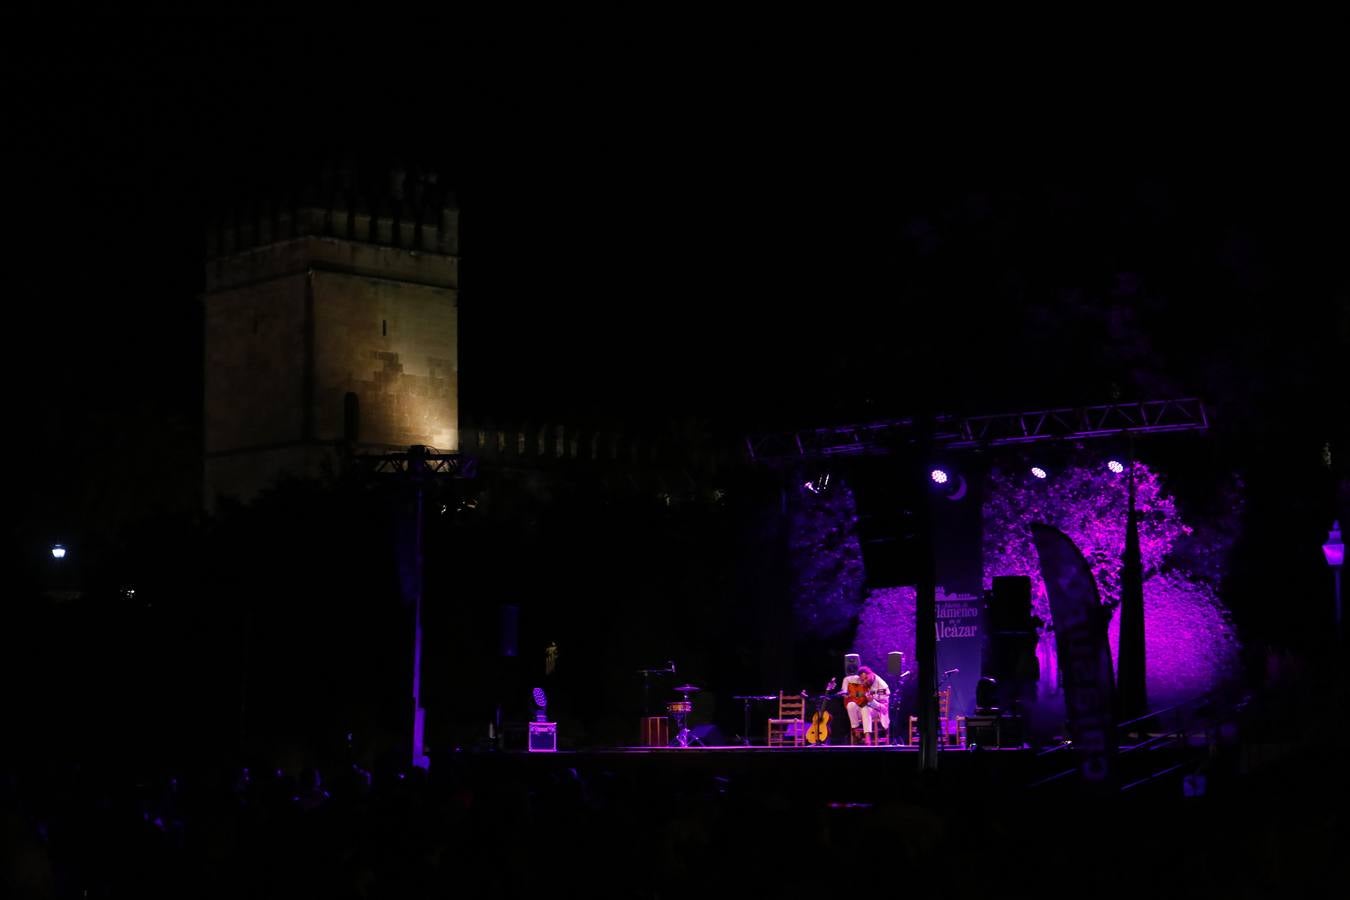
<box><xmin>666</xmin><ymin>701</ymin><xmax>693</xmax><ymax>715</ymax></box>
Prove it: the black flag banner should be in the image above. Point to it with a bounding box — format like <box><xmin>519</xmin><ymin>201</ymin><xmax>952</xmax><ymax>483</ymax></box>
<box><xmin>1030</xmin><ymin>523</ymin><xmax>1117</xmax><ymax>787</ymax></box>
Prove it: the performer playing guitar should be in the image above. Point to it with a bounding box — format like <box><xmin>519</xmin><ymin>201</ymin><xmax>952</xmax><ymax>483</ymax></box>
<box><xmin>841</xmin><ymin>665</ymin><xmax>890</xmax><ymax>745</ymax></box>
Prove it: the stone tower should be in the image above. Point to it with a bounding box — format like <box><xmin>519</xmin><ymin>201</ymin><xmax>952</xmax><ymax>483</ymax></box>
<box><xmin>202</xmin><ymin>166</ymin><xmax>459</xmax><ymax>506</ymax></box>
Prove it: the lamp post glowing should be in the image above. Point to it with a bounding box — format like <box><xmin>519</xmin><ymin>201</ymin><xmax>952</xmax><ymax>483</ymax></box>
<box><xmin>1323</xmin><ymin>521</ymin><xmax>1344</xmax><ymax>642</ymax></box>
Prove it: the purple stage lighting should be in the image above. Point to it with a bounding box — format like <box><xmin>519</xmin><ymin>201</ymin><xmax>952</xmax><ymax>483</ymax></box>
<box><xmin>930</xmin><ymin>468</ymin><xmax>949</xmax><ymax>485</ymax></box>
<box><xmin>1107</xmin><ymin>460</ymin><xmax>1125</xmax><ymax>474</ymax></box>
<box><xmin>1030</xmin><ymin>467</ymin><xmax>1047</xmax><ymax>479</ymax></box>
<box><xmin>803</xmin><ymin>473</ymin><xmax>831</xmax><ymax>494</ymax></box>
<box><xmin>532</xmin><ymin>686</ymin><xmax>548</xmax><ymax>721</ymax></box>
<box><xmin>981</xmin><ymin>461</ymin><xmax>1241</xmax><ymax>703</ymax></box>
<box><xmin>1322</xmin><ymin>522</ymin><xmax>1343</xmax><ymax>568</ymax></box>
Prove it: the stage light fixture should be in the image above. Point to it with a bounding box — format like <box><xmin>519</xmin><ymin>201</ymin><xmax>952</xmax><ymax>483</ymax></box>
<box><xmin>1030</xmin><ymin>467</ymin><xmax>1047</xmax><ymax>479</ymax></box>
<box><xmin>929</xmin><ymin>467</ymin><xmax>967</xmax><ymax>501</ymax></box>
<box><xmin>804</xmin><ymin>472</ymin><xmax>832</xmax><ymax>494</ymax></box>
<box><xmin>1107</xmin><ymin>460</ymin><xmax>1125</xmax><ymax>474</ymax></box>
<box><xmin>51</xmin><ymin>544</ymin><xmax>66</xmax><ymax>559</ymax></box>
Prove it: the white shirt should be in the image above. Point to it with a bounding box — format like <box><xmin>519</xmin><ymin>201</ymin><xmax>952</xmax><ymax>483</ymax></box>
<box><xmin>842</xmin><ymin>673</ymin><xmax>890</xmax><ymax>706</ymax></box>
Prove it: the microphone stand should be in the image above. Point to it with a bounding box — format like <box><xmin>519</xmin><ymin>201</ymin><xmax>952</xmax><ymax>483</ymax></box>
<box><xmin>938</xmin><ymin>669</ymin><xmax>959</xmax><ymax>751</ymax></box>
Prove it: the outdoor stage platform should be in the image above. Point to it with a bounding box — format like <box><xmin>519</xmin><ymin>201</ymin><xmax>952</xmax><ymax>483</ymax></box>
<box><xmin>432</xmin><ymin>738</ymin><xmax>1215</xmax><ymax>803</ymax></box>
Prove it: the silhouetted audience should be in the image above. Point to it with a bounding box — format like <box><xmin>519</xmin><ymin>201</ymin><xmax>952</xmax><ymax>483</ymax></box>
<box><xmin>3</xmin><ymin>671</ymin><xmax>1347</xmax><ymax>900</ymax></box>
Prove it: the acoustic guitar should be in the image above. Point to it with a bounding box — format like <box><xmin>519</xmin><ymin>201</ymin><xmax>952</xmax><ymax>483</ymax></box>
<box><xmin>805</xmin><ymin>677</ymin><xmax>837</xmax><ymax>745</ymax></box>
<box><xmin>844</xmin><ymin>680</ymin><xmax>889</xmax><ymax>708</ymax></box>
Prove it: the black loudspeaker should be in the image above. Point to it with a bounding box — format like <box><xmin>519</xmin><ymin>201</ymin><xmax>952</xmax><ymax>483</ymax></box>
<box><xmin>964</xmin><ymin>715</ymin><xmax>1001</xmax><ymax>748</ymax></box>
<box><xmin>887</xmin><ymin>651</ymin><xmax>904</xmax><ymax>678</ymax></box>
<box><xmin>975</xmin><ymin>676</ymin><xmax>999</xmax><ymax>713</ymax></box>
<box><xmin>844</xmin><ymin>653</ymin><xmax>860</xmax><ymax>677</ymax></box>
<box><xmin>989</xmin><ymin>576</ymin><xmax>1033</xmax><ymax>631</ymax></box>
<box><xmin>983</xmin><ymin>576</ymin><xmax>1040</xmax><ymax>714</ymax></box>
<box><xmin>965</xmin><ymin>714</ymin><xmax>1025</xmax><ymax>749</ymax></box>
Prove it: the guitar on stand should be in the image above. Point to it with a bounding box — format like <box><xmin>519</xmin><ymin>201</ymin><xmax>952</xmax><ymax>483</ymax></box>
<box><xmin>805</xmin><ymin>678</ymin><xmax>837</xmax><ymax>745</ymax></box>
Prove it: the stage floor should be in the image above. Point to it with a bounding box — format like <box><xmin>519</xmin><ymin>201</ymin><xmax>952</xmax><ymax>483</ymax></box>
<box><xmin>431</xmin><ymin>735</ymin><xmax>1213</xmax><ymax>802</ymax></box>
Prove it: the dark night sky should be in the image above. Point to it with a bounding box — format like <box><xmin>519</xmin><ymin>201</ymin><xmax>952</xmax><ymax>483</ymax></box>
<box><xmin>3</xmin><ymin>18</ymin><xmax>1347</xmax><ymax>537</ymax></box>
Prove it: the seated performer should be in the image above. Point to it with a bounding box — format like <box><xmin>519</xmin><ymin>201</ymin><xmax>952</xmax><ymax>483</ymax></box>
<box><xmin>841</xmin><ymin>665</ymin><xmax>890</xmax><ymax>745</ymax></box>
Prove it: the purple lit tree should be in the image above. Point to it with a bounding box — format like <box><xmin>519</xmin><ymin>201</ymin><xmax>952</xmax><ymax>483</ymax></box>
<box><xmin>854</xmin><ymin>585</ymin><xmax>916</xmax><ymax>679</ymax></box>
<box><xmin>788</xmin><ymin>480</ymin><xmax>866</xmax><ymax>639</ymax></box>
<box><xmin>981</xmin><ymin>462</ymin><xmax>1240</xmax><ymax>702</ymax></box>
<box><xmin>800</xmin><ymin>461</ymin><xmax>1239</xmax><ymax>704</ymax></box>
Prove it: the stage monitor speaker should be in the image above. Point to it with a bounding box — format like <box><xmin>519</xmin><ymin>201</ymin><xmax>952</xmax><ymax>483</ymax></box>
<box><xmin>964</xmin><ymin>715</ymin><xmax>1001</xmax><ymax>748</ymax></box>
<box><xmin>887</xmin><ymin>651</ymin><xmax>904</xmax><ymax>678</ymax></box>
<box><xmin>844</xmin><ymin>653</ymin><xmax>860</xmax><ymax>677</ymax></box>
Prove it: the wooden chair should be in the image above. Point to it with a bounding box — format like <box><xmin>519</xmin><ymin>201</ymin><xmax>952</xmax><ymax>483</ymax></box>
<box><xmin>848</xmin><ymin>699</ymin><xmax>890</xmax><ymax>744</ymax></box>
<box><xmin>766</xmin><ymin>691</ymin><xmax>807</xmax><ymax>747</ymax></box>
<box><xmin>939</xmin><ymin>683</ymin><xmax>967</xmax><ymax>747</ymax></box>
<box><xmin>908</xmin><ymin>685</ymin><xmax>966</xmax><ymax>746</ymax></box>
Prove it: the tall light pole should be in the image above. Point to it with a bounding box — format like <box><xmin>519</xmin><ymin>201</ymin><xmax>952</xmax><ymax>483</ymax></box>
<box><xmin>356</xmin><ymin>445</ymin><xmax>475</xmax><ymax>771</ymax></box>
<box><xmin>1323</xmin><ymin>521</ymin><xmax>1344</xmax><ymax>642</ymax></box>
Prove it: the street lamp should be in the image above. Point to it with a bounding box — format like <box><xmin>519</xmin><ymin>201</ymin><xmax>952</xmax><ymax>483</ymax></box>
<box><xmin>1323</xmin><ymin>521</ymin><xmax>1344</xmax><ymax>641</ymax></box>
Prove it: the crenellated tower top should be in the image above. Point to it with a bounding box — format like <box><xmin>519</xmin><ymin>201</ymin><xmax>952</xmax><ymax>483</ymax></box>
<box><xmin>204</xmin><ymin>163</ymin><xmax>459</xmax><ymax>290</ymax></box>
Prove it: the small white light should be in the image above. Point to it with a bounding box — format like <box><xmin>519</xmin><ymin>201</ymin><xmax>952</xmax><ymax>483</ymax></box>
<box><xmin>930</xmin><ymin>469</ymin><xmax>949</xmax><ymax>485</ymax></box>
<box><xmin>1107</xmin><ymin>460</ymin><xmax>1125</xmax><ymax>474</ymax></box>
<box><xmin>1030</xmin><ymin>467</ymin><xmax>1047</xmax><ymax>479</ymax></box>
<box><xmin>51</xmin><ymin>544</ymin><xmax>66</xmax><ymax>559</ymax></box>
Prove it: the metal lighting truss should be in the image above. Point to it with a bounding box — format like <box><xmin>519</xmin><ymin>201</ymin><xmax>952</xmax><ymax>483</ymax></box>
<box><xmin>744</xmin><ymin>398</ymin><xmax>1208</xmax><ymax>462</ymax></box>
<box><xmin>355</xmin><ymin>446</ymin><xmax>478</xmax><ymax>478</ymax></box>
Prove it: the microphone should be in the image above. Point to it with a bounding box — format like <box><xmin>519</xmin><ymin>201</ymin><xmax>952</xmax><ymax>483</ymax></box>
<box><xmin>942</xmin><ymin>668</ymin><xmax>959</xmax><ymax>676</ymax></box>
<box><xmin>668</xmin><ymin>661</ymin><xmax>676</xmax><ymax>674</ymax></box>
<box><xmin>900</xmin><ymin>670</ymin><xmax>911</xmax><ymax>678</ymax></box>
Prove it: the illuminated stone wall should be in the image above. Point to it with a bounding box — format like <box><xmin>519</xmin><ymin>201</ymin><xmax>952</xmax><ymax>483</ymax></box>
<box><xmin>204</xmin><ymin>273</ymin><xmax>309</xmax><ymax>456</ymax></box>
<box><xmin>310</xmin><ymin>270</ymin><xmax>457</xmax><ymax>452</ymax></box>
